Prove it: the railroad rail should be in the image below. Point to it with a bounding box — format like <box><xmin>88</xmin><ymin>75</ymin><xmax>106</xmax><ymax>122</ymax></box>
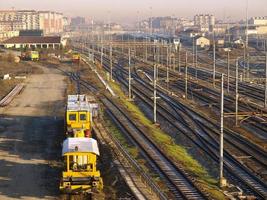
<box><xmin>73</xmin><ymin>44</ymin><xmax>267</xmax><ymax>199</ymax></box>
<box><xmin>94</xmin><ymin>119</ymin><xmax>166</xmax><ymax>200</ymax></box>
<box><xmin>0</xmin><ymin>84</ymin><xmax>24</xmax><ymax>107</ymax></box>
<box><xmin>98</xmin><ymin>51</ymin><xmax>267</xmax><ymax>199</ymax></box>
<box><xmin>102</xmin><ymin>96</ymin><xmax>207</xmax><ymax>200</ymax></box>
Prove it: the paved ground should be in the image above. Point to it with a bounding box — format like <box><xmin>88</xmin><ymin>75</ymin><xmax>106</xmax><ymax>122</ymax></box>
<box><xmin>0</xmin><ymin>64</ymin><xmax>66</xmax><ymax>199</ymax></box>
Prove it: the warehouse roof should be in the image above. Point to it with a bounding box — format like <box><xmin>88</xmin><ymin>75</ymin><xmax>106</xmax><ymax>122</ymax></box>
<box><xmin>2</xmin><ymin>36</ymin><xmax>61</xmax><ymax>44</ymax></box>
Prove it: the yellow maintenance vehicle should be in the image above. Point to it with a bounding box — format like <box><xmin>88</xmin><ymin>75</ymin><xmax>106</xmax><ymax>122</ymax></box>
<box><xmin>66</xmin><ymin>95</ymin><xmax>98</xmax><ymax>138</ymax></box>
<box><xmin>60</xmin><ymin>137</ymin><xmax>103</xmax><ymax>193</ymax></box>
<box><xmin>72</xmin><ymin>52</ymin><xmax>80</xmax><ymax>63</ymax></box>
<box><xmin>21</xmin><ymin>50</ymin><xmax>39</xmax><ymax>61</ymax></box>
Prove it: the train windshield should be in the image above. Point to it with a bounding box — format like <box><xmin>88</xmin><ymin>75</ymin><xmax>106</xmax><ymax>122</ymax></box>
<box><xmin>69</xmin><ymin>114</ymin><xmax>77</xmax><ymax>121</ymax></box>
<box><xmin>80</xmin><ymin>113</ymin><xmax>87</xmax><ymax>121</ymax></box>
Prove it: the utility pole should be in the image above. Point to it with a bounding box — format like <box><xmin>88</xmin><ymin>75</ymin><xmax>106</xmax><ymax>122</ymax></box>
<box><xmin>166</xmin><ymin>46</ymin><xmax>169</xmax><ymax>89</ymax></box>
<box><xmin>178</xmin><ymin>45</ymin><xmax>181</xmax><ymax>73</ymax></box>
<box><xmin>227</xmin><ymin>50</ymin><xmax>230</xmax><ymax>93</ymax></box>
<box><xmin>220</xmin><ymin>73</ymin><xmax>226</xmax><ymax>188</ymax></box>
<box><xmin>195</xmin><ymin>43</ymin><xmax>198</xmax><ymax>79</ymax></box>
<box><xmin>145</xmin><ymin>39</ymin><xmax>148</xmax><ymax>61</ymax></box>
<box><xmin>247</xmin><ymin>53</ymin><xmax>250</xmax><ymax>79</ymax></box>
<box><xmin>265</xmin><ymin>51</ymin><xmax>267</xmax><ymax>108</ymax></box>
<box><xmin>213</xmin><ymin>31</ymin><xmax>216</xmax><ymax>87</ymax></box>
<box><xmin>235</xmin><ymin>60</ymin><xmax>239</xmax><ymax>126</ymax></box>
<box><xmin>109</xmin><ymin>45</ymin><xmax>113</xmax><ymax>81</ymax></box>
<box><xmin>185</xmin><ymin>52</ymin><xmax>188</xmax><ymax>99</ymax></box>
<box><xmin>100</xmin><ymin>44</ymin><xmax>103</xmax><ymax>67</ymax></box>
<box><xmin>192</xmin><ymin>37</ymin><xmax>195</xmax><ymax>67</ymax></box>
<box><xmin>153</xmin><ymin>64</ymin><xmax>157</xmax><ymax>123</ymax></box>
<box><xmin>128</xmin><ymin>48</ymin><xmax>132</xmax><ymax>100</ymax></box>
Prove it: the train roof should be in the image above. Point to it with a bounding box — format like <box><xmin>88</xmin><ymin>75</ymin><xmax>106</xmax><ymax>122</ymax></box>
<box><xmin>67</xmin><ymin>94</ymin><xmax>90</xmax><ymax>111</ymax></box>
<box><xmin>62</xmin><ymin>138</ymin><xmax>100</xmax><ymax>156</ymax></box>
<box><xmin>68</xmin><ymin>95</ymin><xmax>87</xmax><ymax>102</ymax></box>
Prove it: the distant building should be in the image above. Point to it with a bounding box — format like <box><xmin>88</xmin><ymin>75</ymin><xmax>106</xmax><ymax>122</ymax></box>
<box><xmin>249</xmin><ymin>17</ymin><xmax>267</xmax><ymax>26</ymax></box>
<box><xmin>1</xmin><ymin>36</ymin><xmax>63</xmax><ymax>49</ymax></box>
<box><xmin>0</xmin><ymin>10</ymin><xmax>63</xmax><ymax>37</ymax></box>
<box><xmin>39</xmin><ymin>11</ymin><xmax>63</xmax><ymax>34</ymax></box>
<box><xmin>195</xmin><ymin>36</ymin><xmax>210</xmax><ymax>48</ymax></box>
<box><xmin>0</xmin><ymin>31</ymin><xmax>19</xmax><ymax>42</ymax></box>
<box><xmin>71</xmin><ymin>17</ymin><xmax>85</xmax><ymax>27</ymax></box>
<box><xmin>19</xmin><ymin>30</ymin><xmax>43</xmax><ymax>36</ymax></box>
<box><xmin>230</xmin><ymin>25</ymin><xmax>267</xmax><ymax>37</ymax></box>
<box><xmin>194</xmin><ymin>14</ymin><xmax>215</xmax><ymax>32</ymax></box>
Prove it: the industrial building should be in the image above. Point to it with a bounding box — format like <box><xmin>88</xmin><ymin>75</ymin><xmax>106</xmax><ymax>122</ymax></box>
<box><xmin>195</xmin><ymin>36</ymin><xmax>210</xmax><ymax>48</ymax></box>
<box><xmin>1</xmin><ymin>36</ymin><xmax>63</xmax><ymax>49</ymax></box>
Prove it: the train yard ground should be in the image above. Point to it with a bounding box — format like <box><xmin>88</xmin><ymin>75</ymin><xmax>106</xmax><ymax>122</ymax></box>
<box><xmin>1</xmin><ymin>46</ymin><xmax>267</xmax><ymax>199</ymax></box>
<box><xmin>0</xmin><ymin>59</ymin><xmax>137</xmax><ymax>199</ymax></box>
<box><xmin>0</xmin><ymin>62</ymin><xmax>65</xmax><ymax>199</ymax></box>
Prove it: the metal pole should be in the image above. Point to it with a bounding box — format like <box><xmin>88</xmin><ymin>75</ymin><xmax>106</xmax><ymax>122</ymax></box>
<box><xmin>101</xmin><ymin>44</ymin><xmax>103</xmax><ymax>67</ymax></box>
<box><xmin>128</xmin><ymin>48</ymin><xmax>132</xmax><ymax>99</ymax></box>
<box><xmin>185</xmin><ymin>52</ymin><xmax>188</xmax><ymax>99</ymax></box>
<box><xmin>195</xmin><ymin>43</ymin><xmax>198</xmax><ymax>79</ymax></box>
<box><xmin>213</xmin><ymin>32</ymin><xmax>216</xmax><ymax>87</ymax></box>
<box><xmin>265</xmin><ymin>51</ymin><xmax>267</xmax><ymax>108</ymax></box>
<box><xmin>110</xmin><ymin>45</ymin><xmax>113</xmax><ymax>81</ymax></box>
<box><xmin>178</xmin><ymin>45</ymin><xmax>181</xmax><ymax>73</ymax></box>
<box><xmin>166</xmin><ymin>46</ymin><xmax>169</xmax><ymax>88</ymax></box>
<box><xmin>243</xmin><ymin>44</ymin><xmax>246</xmax><ymax>79</ymax></box>
<box><xmin>247</xmin><ymin>52</ymin><xmax>250</xmax><ymax>79</ymax></box>
<box><xmin>153</xmin><ymin>64</ymin><xmax>157</xmax><ymax>123</ymax></box>
<box><xmin>145</xmin><ymin>39</ymin><xmax>148</xmax><ymax>61</ymax></box>
<box><xmin>227</xmin><ymin>50</ymin><xmax>230</xmax><ymax>93</ymax></box>
<box><xmin>220</xmin><ymin>73</ymin><xmax>225</xmax><ymax>188</ymax></box>
<box><xmin>192</xmin><ymin>37</ymin><xmax>195</xmax><ymax>67</ymax></box>
<box><xmin>235</xmin><ymin>60</ymin><xmax>239</xmax><ymax>126</ymax></box>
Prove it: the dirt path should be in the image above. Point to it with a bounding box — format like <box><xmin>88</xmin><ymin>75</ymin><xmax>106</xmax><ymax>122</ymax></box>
<box><xmin>0</xmin><ymin>64</ymin><xmax>66</xmax><ymax>199</ymax></box>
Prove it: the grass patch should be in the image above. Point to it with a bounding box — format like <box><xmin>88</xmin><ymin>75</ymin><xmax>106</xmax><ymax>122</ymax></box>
<box><xmin>102</xmin><ymin>113</ymin><xmax>171</xmax><ymax>194</ymax></box>
<box><xmin>109</xmin><ymin>81</ymin><xmax>225</xmax><ymax>200</ymax></box>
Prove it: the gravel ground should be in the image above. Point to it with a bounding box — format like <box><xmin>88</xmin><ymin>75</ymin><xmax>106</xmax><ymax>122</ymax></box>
<box><xmin>0</xmin><ymin>63</ymin><xmax>66</xmax><ymax>199</ymax></box>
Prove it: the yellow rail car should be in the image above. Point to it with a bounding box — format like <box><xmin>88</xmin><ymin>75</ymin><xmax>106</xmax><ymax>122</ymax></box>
<box><xmin>72</xmin><ymin>53</ymin><xmax>80</xmax><ymax>63</ymax></box>
<box><xmin>60</xmin><ymin>138</ymin><xmax>103</xmax><ymax>194</ymax></box>
<box><xmin>66</xmin><ymin>95</ymin><xmax>92</xmax><ymax>138</ymax></box>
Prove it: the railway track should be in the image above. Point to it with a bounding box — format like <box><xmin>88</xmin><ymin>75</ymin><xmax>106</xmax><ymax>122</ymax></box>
<box><xmin>128</xmin><ymin>74</ymin><xmax>267</xmax><ymax>199</ymax></box>
<box><xmin>102</xmin><ymin>96</ymin><xmax>207</xmax><ymax>200</ymax></box>
<box><xmin>73</xmin><ymin>44</ymin><xmax>267</xmax><ymax>199</ymax></box>
<box><xmin>0</xmin><ymin>84</ymin><xmax>24</xmax><ymax>107</ymax></box>
<box><xmin>100</xmin><ymin>53</ymin><xmax>267</xmax><ymax>199</ymax></box>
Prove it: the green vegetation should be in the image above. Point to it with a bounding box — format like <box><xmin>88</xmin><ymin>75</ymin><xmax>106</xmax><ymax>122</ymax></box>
<box><xmin>109</xmin><ymin>81</ymin><xmax>225</xmax><ymax>200</ymax></box>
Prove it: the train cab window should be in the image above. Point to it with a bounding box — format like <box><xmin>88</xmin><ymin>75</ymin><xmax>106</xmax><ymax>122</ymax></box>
<box><xmin>69</xmin><ymin>114</ymin><xmax>77</xmax><ymax>121</ymax></box>
<box><xmin>80</xmin><ymin>113</ymin><xmax>86</xmax><ymax>121</ymax></box>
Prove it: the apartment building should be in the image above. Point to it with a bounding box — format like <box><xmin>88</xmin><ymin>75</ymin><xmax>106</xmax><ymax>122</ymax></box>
<box><xmin>194</xmin><ymin>14</ymin><xmax>215</xmax><ymax>31</ymax></box>
<box><xmin>39</xmin><ymin>11</ymin><xmax>63</xmax><ymax>34</ymax></box>
<box><xmin>0</xmin><ymin>10</ymin><xmax>63</xmax><ymax>36</ymax></box>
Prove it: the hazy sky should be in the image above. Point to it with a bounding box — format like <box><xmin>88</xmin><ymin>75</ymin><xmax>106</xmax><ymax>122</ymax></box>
<box><xmin>1</xmin><ymin>0</ymin><xmax>267</xmax><ymax>23</ymax></box>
